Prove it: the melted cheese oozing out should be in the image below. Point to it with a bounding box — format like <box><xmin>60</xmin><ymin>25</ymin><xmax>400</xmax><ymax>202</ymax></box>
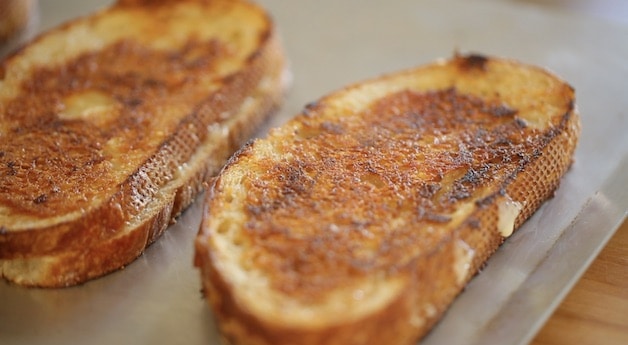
<box><xmin>497</xmin><ymin>196</ymin><xmax>523</xmax><ymax>237</ymax></box>
<box><xmin>453</xmin><ymin>239</ymin><xmax>475</xmax><ymax>285</ymax></box>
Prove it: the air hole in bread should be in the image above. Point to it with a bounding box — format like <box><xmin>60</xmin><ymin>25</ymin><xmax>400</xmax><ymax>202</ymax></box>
<box><xmin>224</xmin><ymin>193</ymin><xmax>234</xmax><ymax>203</ymax></box>
<box><xmin>361</xmin><ymin>172</ymin><xmax>385</xmax><ymax>188</ymax></box>
<box><xmin>216</xmin><ymin>220</ymin><xmax>231</xmax><ymax>234</ymax></box>
<box><xmin>296</xmin><ymin>125</ymin><xmax>321</xmax><ymax>140</ymax></box>
<box><xmin>232</xmin><ymin>233</ymin><xmax>244</xmax><ymax>246</ymax></box>
<box><xmin>237</xmin><ymin>174</ymin><xmax>248</xmax><ymax>187</ymax></box>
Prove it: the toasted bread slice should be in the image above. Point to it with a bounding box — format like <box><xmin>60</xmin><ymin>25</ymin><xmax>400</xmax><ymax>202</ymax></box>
<box><xmin>0</xmin><ymin>0</ymin><xmax>35</xmax><ymax>42</ymax></box>
<box><xmin>194</xmin><ymin>54</ymin><xmax>580</xmax><ymax>345</ymax></box>
<box><xmin>0</xmin><ymin>0</ymin><xmax>286</xmax><ymax>287</ymax></box>
<box><xmin>0</xmin><ymin>0</ymin><xmax>37</xmax><ymax>58</ymax></box>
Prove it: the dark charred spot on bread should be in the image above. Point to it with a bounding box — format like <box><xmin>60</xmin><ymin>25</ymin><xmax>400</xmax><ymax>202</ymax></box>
<box><xmin>449</xmin><ymin>184</ymin><xmax>471</xmax><ymax>200</ymax></box>
<box><xmin>457</xmin><ymin>54</ymin><xmax>489</xmax><ymax>71</ymax></box>
<box><xmin>532</xmin><ymin>148</ymin><xmax>543</xmax><ymax>159</ymax></box>
<box><xmin>6</xmin><ymin>161</ymin><xmax>17</xmax><ymax>176</ymax></box>
<box><xmin>486</xmin><ymin>104</ymin><xmax>517</xmax><ymax>117</ymax></box>
<box><xmin>33</xmin><ymin>194</ymin><xmax>47</xmax><ymax>204</ymax></box>
<box><xmin>320</xmin><ymin>121</ymin><xmax>344</xmax><ymax>134</ymax></box>
<box><xmin>123</xmin><ymin>98</ymin><xmax>143</xmax><ymax>107</ymax></box>
<box><xmin>418</xmin><ymin>182</ymin><xmax>441</xmax><ymax>198</ymax></box>
<box><xmin>417</xmin><ymin>207</ymin><xmax>452</xmax><ymax>223</ymax></box>
<box><xmin>279</xmin><ymin>163</ymin><xmax>315</xmax><ymax>197</ymax></box>
<box><xmin>514</xmin><ymin>118</ymin><xmax>528</xmax><ymax>128</ymax></box>
<box><xmin>116</xmin><ymin>0</ymin><xmax>151</xmax><ymax>7</ymax></box>
<box><xmin>242</xmin><ymin>27</ymin><xmax>271</xmax><ymax>65</ymax></box>
<box><xmin>460</xmin><ymin>167</ymin><xmax>484</xmax><ymax>185</ymax></box>
<box><xmin>468</xmin><ymin>218</ymin><xmax>481</xmax><ymax>229</ymax></box>
<box><xmin>303</xmin><ymin>101</ymin><xmax>320</xmax><ymax>117</ymax></box>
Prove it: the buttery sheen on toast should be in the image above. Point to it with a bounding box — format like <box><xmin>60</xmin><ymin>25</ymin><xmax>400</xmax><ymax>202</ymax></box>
<box><xmin>195</xmin><ymin>55</ymin><xmax>580</xmax><ymax>345</ymax></box>
<box><xmin>0</xmin><ymin>0</ymin><xmax>286</xmax><ymax>287</ymax></box>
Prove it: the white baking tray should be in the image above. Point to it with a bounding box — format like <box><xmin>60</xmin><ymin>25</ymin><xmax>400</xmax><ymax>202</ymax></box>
<box><xmin>1</xmin><ymin>1</ymin><xmax>627</xmax><ymax>344</ymax></box>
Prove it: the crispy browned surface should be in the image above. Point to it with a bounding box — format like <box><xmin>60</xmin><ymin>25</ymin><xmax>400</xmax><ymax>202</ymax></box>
<box><xmin>195</xmin><ymin>54</ymin><xmax>580</xmax><ymax>345</ymax></box>
<box><xmin>0</xmin><ymin>0</ymin><xmax>286</xmax><ymax>287</ymax></box>
<box><xmin>242</xmin><ymin>88</ymin><xmax>547</xmax><ymax>300</ymax></box>
<box><xmin>1</xmin><ymin>38</ymin><xmax>227</xmax><ymax>217</ymax></box>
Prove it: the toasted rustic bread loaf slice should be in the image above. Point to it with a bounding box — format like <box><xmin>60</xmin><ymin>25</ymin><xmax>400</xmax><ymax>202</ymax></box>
<box><xmin>0</xmin><ymin>0</ymin><xmax>286</xmax><ymax>287</ymax></box>
<box><xmin>0</xmin><ymin>0</ymin><xmax>37</xmax><ymax>58</ymax></box>
<box><xmin>0</xmin><ymin>0</ymin><xmax>35</xmax><ymax>42</ymax></box>
<box><xmin>195</xmin><ymin>54</ymin><xmax>580</xmax><ymax>345</ymax></box>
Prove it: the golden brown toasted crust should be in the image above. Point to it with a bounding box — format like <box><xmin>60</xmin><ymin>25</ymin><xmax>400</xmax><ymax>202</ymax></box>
<box><xmin>195</xmin><ymin>54</ymin><xmax>580</xmax><ymax>345</ymax></box>
<box><xmin>0</xmin><ymin>0</ymin><xmax>286</xmax><ymax>287</ymax></box>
